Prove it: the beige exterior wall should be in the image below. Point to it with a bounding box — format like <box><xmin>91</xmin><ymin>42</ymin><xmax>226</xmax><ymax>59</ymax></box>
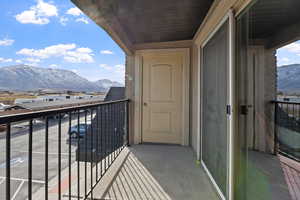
<box><xmin>263</xmin><ymin>48</ymin><xmax>277</xmax><ymax>153</ymax></box>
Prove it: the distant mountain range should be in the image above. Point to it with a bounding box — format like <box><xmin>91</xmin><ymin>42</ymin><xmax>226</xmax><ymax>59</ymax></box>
<box><xmin>0</xmin><ymin>65</ymin><xmax>123</xmax><ymax>92</ymax></box>
<box><xmin>278</xmin><ymin>64</ymin><xmax>300</xmax><ymax>94</ymax></box>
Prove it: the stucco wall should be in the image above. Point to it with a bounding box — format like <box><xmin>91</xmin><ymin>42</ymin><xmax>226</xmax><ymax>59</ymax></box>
<box><xmin>264</xmin><ymin>48</ymin><xmax>277</xmax><ymax>153</ymax></box>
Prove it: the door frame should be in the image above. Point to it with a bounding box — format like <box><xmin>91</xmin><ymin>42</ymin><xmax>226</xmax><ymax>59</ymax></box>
<box><xmin>198</xmin><ymin>10</ymin><xmax>235</xmax><ymax>200</ymax></box>
<box><xmin>133</xmin><ymin>48</ymin><xmax>190</xmax><ymax>146</ymax></box>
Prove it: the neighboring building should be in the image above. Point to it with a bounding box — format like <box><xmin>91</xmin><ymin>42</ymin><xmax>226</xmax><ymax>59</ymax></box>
<box><xmin>77</xmin><ymin>87</ymin><xmax>126</xmax><ymax>162</ymax></box>
<box><xmin>6</xmin><ymin>97</ymin><xmax>104</xmax><ymax>111</ymax></box>
<box><xmin>104</xmin><ymin>87</ymin><xmax>125</xmax><ymax>102</ymax></box>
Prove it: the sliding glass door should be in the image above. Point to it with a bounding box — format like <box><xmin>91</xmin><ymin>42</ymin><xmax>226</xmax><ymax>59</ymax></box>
<box><xmin>201</xmin><ymin>19</ymin><xmax>230</xmax><ymax>199</ymax></box>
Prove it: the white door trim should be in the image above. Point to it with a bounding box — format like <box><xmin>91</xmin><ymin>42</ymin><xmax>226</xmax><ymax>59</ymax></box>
<box><xmin>134</xmin><ymin>48</ymin><xmax>190</xmax><ymax>146</ymax></box>
<box><xmin>198</xmin><ymin>10</ymin><xmax>235</xmax><ymax>200</ymax></box>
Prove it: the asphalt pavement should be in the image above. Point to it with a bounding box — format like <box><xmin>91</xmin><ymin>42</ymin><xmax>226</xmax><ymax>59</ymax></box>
<box><xmin>0</xmin><ymin>116</ymin><xmax>83</xmax><ymax>199</ymax></box>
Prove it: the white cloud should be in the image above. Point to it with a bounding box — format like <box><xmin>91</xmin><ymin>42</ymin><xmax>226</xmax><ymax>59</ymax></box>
<box><xmin>280</xmin><ymin>57</ymin><xmax>290</xmax><ymax>62</ymax></box>
<box><xmin>64</xmin><ymin>48</ymin><xmax>94</xmax><ymax>63</ymax></box>
<box><xmin>71</xmin><ymin>69</ymin><xmax>78</xmax><ymax>73</ymax></box>
<box><xmin>59</xmin><ymin>17</ymin><xmax>69</xmax><ymax>26</ymax></box>
<box><xmin>100</xmin><ymin>64</ymin><xmax>112</xmax><ymax>70</ymax></box>
<box><xmin>99</xmin><ymin>64</ymin><xmax>125</xmax><ymax>73</ymax></box>
<box><xmin>75</xmin><ymin>17</ymin><xmax>89</xmax><ymax>24</ymax></box>
<box><xmin>26</xmin><ymin>57</ymin><xmax>40</xmax><ymax>63</ymax></box>
<box><xmin>15</xmin><ymin>0</ymin><xmax>58</xmax><ymax>25</ymax></box>
<box><xmin>0</xmin><ymin>57</ymin><xmax>13</xmax><ymax>63</ymax></box>
<box><xmin>115</xmin><ymin>64</ymin><xmax>125</xmax><ymax>73</ymax></box>
<box><xmin>49</xmin><ymin>64</ymin><xmax>58</xmax><ymax>68</ymax></box>
<box><xmin>100</xmin><ymin>50</ymin><xmax>114</xmax><ymax>55</ymax></box>
<box><xmin>25</xmin><ymin>62</ymin><xmax>39</xmax><ymax>67</ymax></box>
<box><xmin>0</xmin><ymin>38</ymin><xmax>14</xmax><ymax>46</ymax></box>
<box><xmin>17</xmin><ymin>43</ymin><xmax>94</xmax><ymax>63</ymax></box>
<box><xmin>282</xmin><ymin>42</ymin><xmax>300</xmax><ymax>54</ymax></box>
<box><xmin>66</xmin><ymin>7</ymin><xmax>82</xmax><ymax>16</ymax></box>
<box><xmin>15</xmin><ymin>59</ymin><xmax>22</xmax><ymax>64</ymax></box>
<box><xmin>277</xmin><ymin>57</ymin><xmax>293</xmax><ymax>66</ymax></box>
<box><xmin>17</xmin><ymin>43</ymin><xmax>76</xmax><ymax>58</ymax></box>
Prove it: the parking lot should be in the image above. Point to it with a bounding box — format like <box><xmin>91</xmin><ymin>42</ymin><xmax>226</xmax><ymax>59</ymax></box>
<box><xmin>0</xmin><ymin>116</ymin><xmax>82</xmax><ymax>199</ymax></box>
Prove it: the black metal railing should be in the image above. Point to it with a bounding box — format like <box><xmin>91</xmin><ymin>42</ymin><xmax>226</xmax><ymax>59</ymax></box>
<box><xmin>0</xmin><ymin>99</ymin><xmax>129</xmax><ymax>200</ymax></box>
<box><xmin>274</xmin><ymin>100</ymin><xmax>300</xmax><ymax>160</ymax></box>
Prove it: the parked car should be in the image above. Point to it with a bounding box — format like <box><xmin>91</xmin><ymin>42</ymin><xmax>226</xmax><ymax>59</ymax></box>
<box><xmin>69</xmin><ymin>124</ymin><xmax>88</xmax><ymax>138</ymax></box>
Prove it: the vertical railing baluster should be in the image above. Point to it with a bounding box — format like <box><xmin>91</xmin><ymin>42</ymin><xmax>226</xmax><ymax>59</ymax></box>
<box><xmin>96</xmin><ymin>106</ymin><xmax>99</xmax><ymax>181</ymax></box>
<box><xmin>105</xmin><ymin>105</ymin><xmax>107</xmax><ymax>170</ymax></box>
<box><xmin>109</xmin><ymin>104</ymin><xmax>112</xmax><ymax>166</ymax></box>
<box><xmin>117</xmin><ymin>103</ymin><xmax>120</xmax><ymax>153</ymax></box>
<box><xmin>90</xmin><ymin>109</ymin><xmax>93</xmax><ymax>199</ymax></box>
<box><xmin>274</xmin><ymin>103</ymin><xmax>278</xmax><ymax>155</ymax></box>
<box><xmin>45</xmin><ymin>117</ymin><xmax>49</xmax><ymax>200</ymax></box>
<box><xmin>68</xmin><ymin>112</ymin><xmax>72</xmax><ymax>200</ymax></box>
<box><xmin>77</xmin><ymin>110</ymin><xmax>80</xmax><ymax>200</ymax></box>
<box><xmin>6</xmin><ymin>123</ymin><xmax>11</xmax><ymax>200</ymax></box>
<box><xmin>126</xmin><ymin>101</ymin><xmax>130</xmax><ymax>146</ymax></box>
<box><xmin>112</xmin><ymin>103</ymin><xmax>115</xmax><ymax>161</ymax></box>
<box><xmin>100</xmin><ymin>105</ymin><xmax>103</xmax><ymax>177</ymax></box>
<box><xmin>58</xmin><ymin>114</ymin><xmax>62</xmax><ymax>200</ymax></box>
<box><xmin>118</xmin><ymin>102</ymin><xmax>123</xmax><ymax>154</ymax></box>
<box><xmin>28</xmin><ymin>119</ymin><xmax>33</xmax><ymax>200</ymax></box>
<box><xmin>84</xmin><ymin>110</ymin><xmax>87</xmax><ymax>198</ymax></box>
<box><xmin>114</xmin><ymin>103</ymin><xmax>117</xmax><ymax>159</ymax></box>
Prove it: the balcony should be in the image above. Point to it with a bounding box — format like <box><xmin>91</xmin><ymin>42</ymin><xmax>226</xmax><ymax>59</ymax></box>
<box><xmin>0</xmin><ymin>99</ymin><xmax>220</xmax><ymax>200</ymax></box>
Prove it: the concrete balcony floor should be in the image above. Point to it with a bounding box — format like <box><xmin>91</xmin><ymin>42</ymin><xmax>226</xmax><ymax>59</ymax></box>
<box><xmin>104</xmin><ymin>144</ymin><xmax>220</xmax><ymax>200</ymax></box>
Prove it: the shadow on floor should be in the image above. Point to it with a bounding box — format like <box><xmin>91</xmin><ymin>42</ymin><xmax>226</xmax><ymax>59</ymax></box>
<box><xmin>104</xmin><ymin>144</ymin><xmax>220</xmax><ymax>200</ymax></box>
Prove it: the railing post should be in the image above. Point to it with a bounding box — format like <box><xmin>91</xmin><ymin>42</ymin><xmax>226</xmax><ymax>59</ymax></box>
<box><xmin>126</xmin><ymin>100</ymin><xmax>130</xmax><ymax>146</ymax></box>
<box><xmin>6</xmin><ymin>123</ymin><xmax>11</xmax><ymax>200</ymax></box>
<box><xmin>274</xmin><ymin>102</ymin><xmax>278</xmax><ymax>155</ymax></box>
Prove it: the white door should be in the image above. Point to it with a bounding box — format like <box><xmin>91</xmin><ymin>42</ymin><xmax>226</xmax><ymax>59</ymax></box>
<box><xmin>142</xmin><ymin>51</ymin><xmax>184</xmax><ymax>144</ymax></box>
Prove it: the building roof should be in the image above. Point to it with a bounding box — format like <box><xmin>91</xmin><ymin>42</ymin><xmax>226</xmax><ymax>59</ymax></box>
<box><xmin>104</xmin><ymin>87</ymin><xmax>125</xmax><ymax>102</ymax></box>
<box><xmin>13</xmin><ymin>97</ymin><xmax>105</xmax><ymax>111</ymax></box>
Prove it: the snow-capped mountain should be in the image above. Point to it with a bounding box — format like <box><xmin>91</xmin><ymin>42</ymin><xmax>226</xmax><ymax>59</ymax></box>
<box><xmin>0</xmin><ymin>65</ymin><xmax>123</xmax><ymax>92</ymax></box>
<box><xmin>278</xmin><ymin>64</ymin><xmax>300</xmax><ymax>93</ymax></box>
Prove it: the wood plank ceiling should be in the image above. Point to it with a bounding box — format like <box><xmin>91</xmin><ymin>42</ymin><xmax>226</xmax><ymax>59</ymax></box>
<box><xmin>115</xmin><ymin>0</ymin><xmax>213</xmax><ymax>44</ymax></box>
<box><xmin>72</xmin><ymin>0</ymin><xmax>213</xmax><ymax>45</ymax></box>
<box><xmin>249</xmin><ymin>0</ymin><xmax>300</xmax><ymax>40</ymax></box>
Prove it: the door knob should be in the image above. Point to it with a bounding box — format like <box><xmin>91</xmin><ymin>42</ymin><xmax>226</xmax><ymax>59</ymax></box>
<box><xmin>143</xmin><ymin>102</ymin><xmax>148</xmax><ymax>106</ymax></box>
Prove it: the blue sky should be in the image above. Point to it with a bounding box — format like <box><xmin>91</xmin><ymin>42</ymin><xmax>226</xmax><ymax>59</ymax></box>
<box><xmin>277</xmin><ymin>41</ymin><xmax>300</xmax><ymax>67</ymax></box>
<box><xmin>0</xmin><ymin>0</ymin><xmax>125</xmax><ymax>83</ymax></box>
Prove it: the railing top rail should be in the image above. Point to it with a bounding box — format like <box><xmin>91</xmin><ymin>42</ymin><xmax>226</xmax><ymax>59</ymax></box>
<box><xmin>271</xmin><ymin>100</ymin><xmax>300</xmax><ymax>105</ymax></box>
<box><xmin>0</xmin><ymin>99</ymin><xmax>129</xmax><ymax>124</ymax></box>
